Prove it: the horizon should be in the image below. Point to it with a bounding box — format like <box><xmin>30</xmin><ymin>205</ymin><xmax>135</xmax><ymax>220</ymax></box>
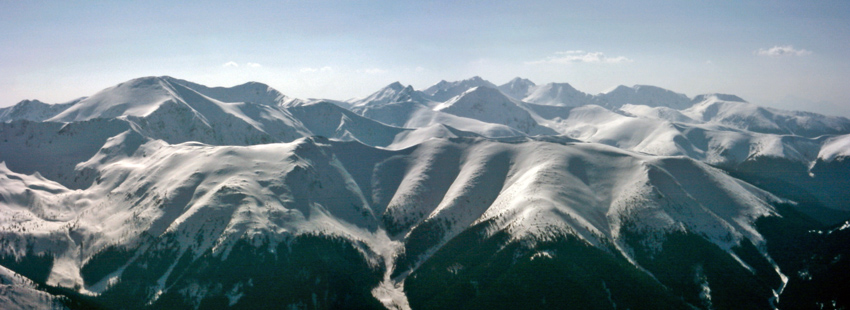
<box><xmin>3</xmin><ymin>1</ymin><xmax>849</xmax><ymax>117</ymax></box>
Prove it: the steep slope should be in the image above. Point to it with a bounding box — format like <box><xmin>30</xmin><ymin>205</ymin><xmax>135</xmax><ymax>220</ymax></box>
<box><xmin>522</xmin><ymin>82</ymin><xmax>601</xmax><ymax>107</ymax></box>
<box><xmin>599</xmin><ymin>85</ymin><xmax>692</xmax><ymax>109</ymax></box>
<box><xmin>422</xmin><ymin>76</ymin><xmax>497</xmax><ymax>102</ymax></box>
<box><xmin>0</xmin><ymin>99</ymin><xmax>78</xmax><ymax>123</ymax></box>
<box><xmin>496</xmin><ymin>77</ymin><xmax>536</xmax><ymax>100</ymax></box>
<box><xmin>436</xmin><ymin>87</ymin><xmax>557</xmax><ymax>135</ymax></box>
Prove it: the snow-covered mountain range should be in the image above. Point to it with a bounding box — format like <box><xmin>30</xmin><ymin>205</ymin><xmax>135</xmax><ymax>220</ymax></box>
<box><xmin>1</xmin><ymin>75</ymin><xmax>849</xmax><ymax>309</ymax></box>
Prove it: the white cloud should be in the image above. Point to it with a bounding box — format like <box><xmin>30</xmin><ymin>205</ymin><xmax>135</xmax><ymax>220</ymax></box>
<box><xmin>415</xmin><ymin>66</ymin><xmax>426</xmax><ymax>72</ymax></box>
<box><xmin>528</xmin><ymin>50</ymin><xmax>633</xmax><ymax>65</ymax></box>
<box><xmin>246</xmin><ymin>62</ymin><xmax>262</xmax><ymax>68</ymax></box>
<box><xmin>755</xmin><ymin>45</ymin><xmax>812</xmax><ymax>57</ymax></box>
<box><xmin>223</xmin><ymin>61</ymin><xmax>239</xmax><ymax>67</ymax></box>
<box><xmin>300</xmin><ymin>66</ymin><xmax>332</xmax><ymax>73</ymax></box>
<box><xmin>363</xmin><ymin>68</ymin><xmax>388</xmax><ymax>74</ymax></box>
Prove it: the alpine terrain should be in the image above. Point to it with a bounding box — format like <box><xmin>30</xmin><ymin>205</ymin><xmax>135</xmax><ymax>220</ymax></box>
<box><xmin>1</xmin><ymin>76</ymin><xmax>849</xmax><ymax>310</ymax></box>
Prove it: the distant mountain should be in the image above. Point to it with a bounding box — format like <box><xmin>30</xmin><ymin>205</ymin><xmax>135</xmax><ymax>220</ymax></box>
<box><xmin>352</xmin><ymin>100</ymin><xmax>526</xmax><ymax>138</ymax></box>
<box><xmin>422</xmin><ymin>76</ymin><xmax>497</xmax><ymax>102</ymax></box>
<box><xmin>522</xmin><ymin>82</ymin><xmax>601</xmax><ymax>107</ymax></box>
<box><xmin>0</xmin><ymin>99</ymin><xmax>79</xmax><ymax>123</ymax></box>
<box><xmin>436</xmin><ymin>86</ymin><xmax>557</xmax><ymax>135</ymax></box>
<box><xmin>684</xmin><ymin>94</ymin><xmax>850</xmax><ymax>137</ymax></box>
<box><xmin>47</xmin><ymin>76</ymin><xmax>310</xmax><ymax>145</ymax></box>
<box><xmin>285</xmin><ymin>100</ymin><xmax>413</xmax><ymax>148</ymax></box>
<box><xmin>349</xmin><ymin>82</ymin><xmax>430</xmax><ymax>108</ymax></box>
<box><xmin>497</xmin><ymin>77</ymin><xmax>536</xmax><ymax>100</ymax></box>
<box><xmin>600</xmin><ymin>85</ymin><xmax>692</xmax><ymax>109</ymax></box>
<box><xmin>164</xmin><ymin>77</ymin><xmax>290</xmax><ymax>106</ymax></box>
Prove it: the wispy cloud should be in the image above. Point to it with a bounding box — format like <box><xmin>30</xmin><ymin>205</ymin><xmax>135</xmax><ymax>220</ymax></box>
<box><xmin>528</xmin><ymin>50</ymin><xmax>633</xmax><ymax>64</ymax></box>
<box><xmin>300</xmin><ymin>66</ymin><xmax>333</xmax><ymax>73</ymax></box>
<box><xmin>755</xmin><ymin>45</ymin><xmax>812</xmax><ymax>57</ymax></box>
<box><xmin>223</xmin><ymin>61</ymin><xmax>262</xmax><ymax>68</ymax></box>
<box><xmin>363</xmin><ymin>68</ymin><xmax>388</xmax><ymax>74</ymax></box>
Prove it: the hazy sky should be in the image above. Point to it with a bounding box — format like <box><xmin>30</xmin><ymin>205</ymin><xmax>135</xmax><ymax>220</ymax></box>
<box><xmin>3</xmin><ymin>1</ymin><xmax>849</xmax><ymax>116</ymax></box>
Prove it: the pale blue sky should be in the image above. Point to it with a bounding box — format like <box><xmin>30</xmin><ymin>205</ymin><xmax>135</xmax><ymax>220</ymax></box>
<box><xmin>2</xmin><ymin>1</ymin><xmax>849</xmax><ymax>116</ymax></box>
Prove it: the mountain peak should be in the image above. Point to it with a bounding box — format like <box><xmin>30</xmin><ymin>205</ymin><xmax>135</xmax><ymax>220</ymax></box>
<box><xmin>436</xmin><ymin>85</ymin><xmax>556</xmax><ymax>135</ymax></box>
<box><xmin>497</xmin><ymin>77</ymin><xmax>536</xmax><ymax>100</ymax></box>
<box><xmin>522</xmin><ymin>82</ymin><xmax>598</xmax><ymax>107</ymax></box>
<box><xmin>49</xmin><ymin>76</ymin><xmax>179</xmax><ymax>122</ymax></box>
<box><xmin>599</xmin><ymin>84</ymin><xmax>691</xmax><ymax>109</ymax></box>
<box><xmin>423</xmin><ymin>77</ymin><xmax>498</xmax><ymax>102</ymax></box>
<box><xmin>0</xmin><ymin>99</ymin><xmax>77</xmax><ymax>122</ymax></box>
<box><xmin>508</xmin><ymin>77</ymin><xmax>535</xmax><ymax>84</ymax></box>
<box><xmin>350</xmin><ymin>81</ymin><xmax>425</xmax><ymax>107</ymax></box>
<box><xmin>387</xmin><ymin>81</ymin><xmax>405</xmax><ymax>91</ymax></box>
<box><xmin>163</xmin><ymin>77</ymin><xmax>289</xmax><ymax>106</ymax></box>
<box><xmin>691</xmin><ymin>93</ymin><xmax>747</xmax><ymax>103</ymax></box>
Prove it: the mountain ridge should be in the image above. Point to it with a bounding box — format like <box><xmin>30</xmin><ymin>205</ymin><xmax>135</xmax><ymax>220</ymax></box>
<box><xmin>1</xmin><ymin>75</ymin><xmax>849</xmax><ymax>309</ymax></box>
